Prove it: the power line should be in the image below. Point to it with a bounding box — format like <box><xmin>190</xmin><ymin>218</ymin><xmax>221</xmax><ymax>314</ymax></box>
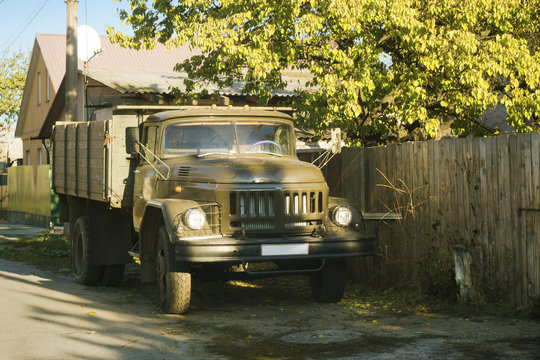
<box><xmin>0</xmin><ymin>0</ymin><xmax>49</xmax><ymax>52</ymax></box>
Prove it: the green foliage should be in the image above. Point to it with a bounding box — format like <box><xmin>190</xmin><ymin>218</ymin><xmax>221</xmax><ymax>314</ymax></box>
<box><xmin>0</xmin><ymin>50</ymin><xmax>28</xmax><ymax>129</ymax></box>
<box><xmin>109</xmin><ymin>0</ymin><xmax>540</xmax><ymax>145</ymax></box>
<box><xmin>0</xmin><ymin>233</ymin><xmax>70</xmax><ymax>270</ymax></box>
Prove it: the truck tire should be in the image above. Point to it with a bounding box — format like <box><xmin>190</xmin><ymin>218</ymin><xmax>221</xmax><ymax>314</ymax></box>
<box><xmin>101</xmin><ymin>264</ymin><xmax>125</xmax><ymax>286</ymax></box>
<box><xmin>156</xmin><ymin>224</ymin><xmax>191</xmax><ymax>314</ymax></box>
<box><xmin>310</xmin><ymin>259</ymin><xmax>347</xmax><ymax>303</ymax></box>
<box><xmin>71</xmin><ymin>216</ymin><xmax>102</xmax><ymax>285</ymax></box>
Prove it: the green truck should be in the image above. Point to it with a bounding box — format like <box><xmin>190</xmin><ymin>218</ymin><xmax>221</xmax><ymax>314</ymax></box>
<box><xmin>52</xmin><ymin>106</ymin><xmax>376</xmax><ymax>314</ymax></box>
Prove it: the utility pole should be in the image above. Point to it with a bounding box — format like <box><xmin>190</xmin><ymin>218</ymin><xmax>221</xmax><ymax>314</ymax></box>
<box><xmin>65</xmin><ymin>0</ymin><xmax>78</xmax><ymax>122</ymax></box>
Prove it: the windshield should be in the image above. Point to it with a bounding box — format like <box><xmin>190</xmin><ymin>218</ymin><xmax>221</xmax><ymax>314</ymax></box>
<box><xmin>162</xmin><ymin>120</ymin><xmax>295</xmax><ymax>157</ymax></box>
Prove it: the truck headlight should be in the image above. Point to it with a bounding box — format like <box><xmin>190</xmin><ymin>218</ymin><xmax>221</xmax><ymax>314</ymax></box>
<box><xmin>332</xmin><ymin>206</ymin><xmax>352</xmax><ymax>227</ymax></box>
<box><xmin>184</xmin><ymin>208</ymin><xmax>206</xmax><ymax>230</ymax></box>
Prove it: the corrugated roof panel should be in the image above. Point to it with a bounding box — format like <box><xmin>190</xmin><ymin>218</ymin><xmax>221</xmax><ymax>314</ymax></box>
<box><xmin>86</xmin><ymin>67</ymin><xmax>184</xmax><ymax>93</ymax></box>
<box><xmin>87</xmin><ymin>67</ymin><xmax>312</xmax><ymax>97</ymax></box>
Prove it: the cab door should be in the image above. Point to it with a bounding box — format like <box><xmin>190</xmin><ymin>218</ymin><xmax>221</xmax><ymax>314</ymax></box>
<box><xmin>133</xmin><ymin>124</ymin><xmax>159</xmax><ymax>231</ymax></box>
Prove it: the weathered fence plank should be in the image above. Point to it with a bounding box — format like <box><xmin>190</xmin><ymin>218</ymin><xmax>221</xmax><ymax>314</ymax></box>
<box><xmin>530</xmin><ymin>134</ymin><xmax>540</xmax><ymax>302</ymax></box>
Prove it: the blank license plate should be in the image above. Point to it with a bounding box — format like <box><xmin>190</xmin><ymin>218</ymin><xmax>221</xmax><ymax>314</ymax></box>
<box><xmin>261</xmin><ymin>244</ymin><xmax>309</xmax><ymax>256</ymax></box>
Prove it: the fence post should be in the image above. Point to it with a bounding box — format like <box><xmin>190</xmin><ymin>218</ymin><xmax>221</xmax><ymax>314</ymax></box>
<box><xmin>453</xmin><ymin>245</ymin><xmax>473</xmax><ymax>303</ymax></box>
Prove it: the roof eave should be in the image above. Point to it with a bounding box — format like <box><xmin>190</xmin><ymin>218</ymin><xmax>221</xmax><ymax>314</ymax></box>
<box><xmin>15</xmin><ymin>38</ymin><xmax>40</xmax><ymax>138</ymax></box>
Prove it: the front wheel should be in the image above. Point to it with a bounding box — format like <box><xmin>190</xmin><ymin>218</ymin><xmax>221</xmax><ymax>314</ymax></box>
<box><xmin>310</xmin><ymin>259</ymin><xmax>347</xmax><ymax>303</ymax></box>
<box><xmin>156</xmin><ymin>224</ymin><xmax>191</xmax><ymax>314</ymax></box>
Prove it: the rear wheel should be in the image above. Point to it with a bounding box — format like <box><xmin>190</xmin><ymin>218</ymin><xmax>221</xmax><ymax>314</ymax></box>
<box><xmin>310</xmin><ymin>259</ymin><xmax>347</xmax><ymax>303</ymax></box>
<box><xmin>156</xmin><ymin>224</ymin><xmax>191</xmax><ymax>314</ymax></box>
<box><xmin>71</xmin><ymin>216</ymin><xmax>102</xmax><ymax>285</ymax></box>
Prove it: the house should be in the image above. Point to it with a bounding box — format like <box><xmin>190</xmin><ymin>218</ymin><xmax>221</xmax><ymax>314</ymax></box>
<box><xmin>12</xmin><ymin>33</ymin><xmax>311</xmax><ymax>226</ymax></box>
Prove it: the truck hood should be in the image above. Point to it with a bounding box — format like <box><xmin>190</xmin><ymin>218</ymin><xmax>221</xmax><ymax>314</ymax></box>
<box><xmin>167</xmin><ymin>156</ymin><xmax>326</xmax><ymax>184</ymax></box>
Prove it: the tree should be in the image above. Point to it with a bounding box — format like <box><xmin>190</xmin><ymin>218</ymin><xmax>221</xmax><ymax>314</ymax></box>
<box><xmin>109</xmin><ymin>0</ymin><xmax>540</xmax><ymax>145</ymax></box>
<box><xmin>0</xmin><ymin>50</ymin><xmax>28</xmax><ymax>129</ymax></box>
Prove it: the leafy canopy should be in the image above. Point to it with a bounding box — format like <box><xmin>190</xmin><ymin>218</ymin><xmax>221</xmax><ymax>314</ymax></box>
<box><xmin>0</xmin><ymin>50</ymin><xmax>28</xmax><ymax>129</ymax></box>
<box><xmin>109</xmin><ymin>0</ymin><xmax>540</xmax><ymax>144</ymax></box>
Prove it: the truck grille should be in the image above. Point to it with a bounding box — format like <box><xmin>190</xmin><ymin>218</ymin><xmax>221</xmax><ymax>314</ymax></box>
<box><xmin>228</xmin><ymin>189</ymin><xmax>325</xmax><ymax>232</ymax></box>
<box><xmin>284</xmin><ymin>191</ymin><xmax>324</xmax><ymax>215</ymax></box>
<box><xmin>230</xmin><ymin>191</ymin><xmax>275</xmax><ymax>217</ymax></box>
<box><xmin>230</xmin><ymin>219</ymin><xmax>275</xmax><ymax>230</ymax></box>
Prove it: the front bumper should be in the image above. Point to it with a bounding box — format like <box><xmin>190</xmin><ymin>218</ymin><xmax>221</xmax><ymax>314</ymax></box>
<box><xmin>172</xmin><ymin>232</ymin><xmax>376</xmax><ymax>263</ymax></box>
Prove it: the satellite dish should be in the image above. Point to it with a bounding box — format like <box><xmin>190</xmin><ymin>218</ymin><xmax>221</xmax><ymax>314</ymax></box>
<box><xmin>78</xmin><ymin>25</ymin><xmax>102</xmax><ymax>62</ymax></box>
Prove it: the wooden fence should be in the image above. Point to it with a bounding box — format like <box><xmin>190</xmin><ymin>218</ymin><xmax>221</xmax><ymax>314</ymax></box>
<box><xmin>329</xmin><ymin>133</ymin><xmax>540</xmax><ymax>309</ymax></box>
<box><xmin>7</xmin><ymin>165</ymin><xmax>59</xmax><ymax>228</ymax></box>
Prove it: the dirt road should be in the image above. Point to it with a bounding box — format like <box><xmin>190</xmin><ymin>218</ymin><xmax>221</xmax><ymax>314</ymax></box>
<box><xmin>1</xmin><ymin>257</ymin><xmax>539</xmax><ymax>360</ymax></box>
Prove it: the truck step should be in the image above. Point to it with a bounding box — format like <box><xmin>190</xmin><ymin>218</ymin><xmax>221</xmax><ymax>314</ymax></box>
<box><xmin>128</xmin><ymin>241</ymin><xmax>140</xmax><ymax>264</ymax></box>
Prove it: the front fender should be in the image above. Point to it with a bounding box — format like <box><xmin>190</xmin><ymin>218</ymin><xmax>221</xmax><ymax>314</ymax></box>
<box><xmin>142</xmin><ymin>199</ymin><xmax>203</xmax><ymax>241</ymax></box>
<box><xmin>138</xmin><ymin>198</ymin><xmax>210</xmax><ymax>279</ymax></box>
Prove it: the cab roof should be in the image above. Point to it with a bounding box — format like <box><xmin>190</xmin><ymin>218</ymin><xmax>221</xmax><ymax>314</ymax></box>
<box><xmin>145</xmin><ymin>107</ymin><xmax>294</xmax><ymax>124</ymax></box>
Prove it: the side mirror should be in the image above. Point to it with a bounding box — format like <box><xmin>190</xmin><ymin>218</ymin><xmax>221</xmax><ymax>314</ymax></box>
<box><xmin>125</xmin><ymin>127</ymin><xmax>140</xmax><ymax>155</ymax></box>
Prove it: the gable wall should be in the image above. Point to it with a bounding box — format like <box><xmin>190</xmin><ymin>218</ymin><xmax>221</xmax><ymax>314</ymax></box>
<box><xmin>19</xmin><ymin>51</ymin><xmax>57</xmax><ymax>168</ymax></box>
<box><xmin>20</xmin><ymin>53</ymin><xmax>56</xmax><ymax>140</ymax></box>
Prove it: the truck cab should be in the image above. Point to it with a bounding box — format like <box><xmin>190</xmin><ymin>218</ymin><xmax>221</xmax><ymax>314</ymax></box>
<box><xmin>132</xmin><ymin>108</ymin><xmax>375</xmax><ymax>313</ymax></box>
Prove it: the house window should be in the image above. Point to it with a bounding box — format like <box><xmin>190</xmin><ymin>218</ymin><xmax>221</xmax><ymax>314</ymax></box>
<box><xmin>37</xmin><ymin>72</ymin><xmax>42</xmax><ymax>105</ymax></box>
<box><xmin>46</xmin><ymin>71</ymin><xmax>50</xmax><ymax>102</ymax></box>
<box><xmin>39</xmin><ymin>148</ymin><xmax>44</xmax><ymax>165</ymax></box>
<box><xmin>26</xmin><ymin>150</ymin><xmax>31</xmax><ymax>165</ymax></box>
